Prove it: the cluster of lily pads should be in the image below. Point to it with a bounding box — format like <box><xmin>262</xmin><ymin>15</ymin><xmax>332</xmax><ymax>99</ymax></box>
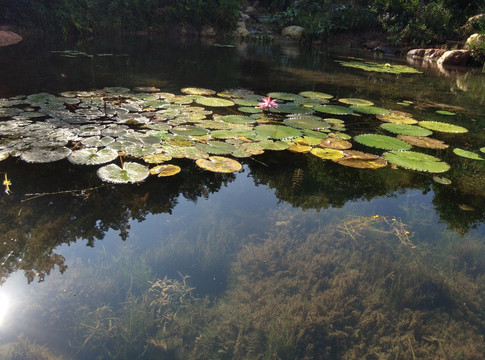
<box><xmin>0</xmin><ymin>85</ymin><xmax>483</xmax><ymax>184</ymax></box>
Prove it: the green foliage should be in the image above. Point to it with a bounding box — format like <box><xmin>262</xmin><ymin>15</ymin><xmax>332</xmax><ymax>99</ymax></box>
<box><xmin>0</xmin><ymin>0</ymin><xmax>241</xmax><ymax>35</ymax></box>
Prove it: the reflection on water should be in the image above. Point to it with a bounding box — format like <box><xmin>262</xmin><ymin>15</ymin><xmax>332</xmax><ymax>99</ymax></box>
<box><xmin>0</xmin><ymin>36</ymin><xmax>484</xmax><ymax>358</ymax></box>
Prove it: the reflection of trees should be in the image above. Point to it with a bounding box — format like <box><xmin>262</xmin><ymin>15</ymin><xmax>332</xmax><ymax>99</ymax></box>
<box><xmin>0</xmin><ymin>158</ymin><xmax>233</xmax><ymax>284</ymax></box>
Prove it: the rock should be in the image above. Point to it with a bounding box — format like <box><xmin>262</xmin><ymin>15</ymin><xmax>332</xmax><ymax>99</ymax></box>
<box><xmin>200</xmin><ymin>25</ymin><xmax>216</xmax><ymax>37</ymax></box>
<box><xmin>465</xmin><ymin>33</ymin><xmax>485</xmax><ymax>49</ymax></box>
<box><xmin>281</xmin><ymin>26</ymin><xmax>304</xmax><ymax>41</ymax></box>
<box><xmin>234</xmin><ymin>26</ymin><xmax>250</xmax><ymax>38</ymax></box>
<box><xmin>463</xmin><ymin>14</ymin><xmax>485</xmax><ymax>34</ymax></box>
<box><xmin>436</xmin><ymin>50</ymin><xmax>471</xmax><ymax>67</ymax></box>
<box><xmin>407</xmin><ymin>48</ymin><xmax>446</xmax><ymax>61</ymax></box>
<box><xmin>0</xmin><ymin>30</ymin><xmax>22</xmax><ymax>47</ymax></box>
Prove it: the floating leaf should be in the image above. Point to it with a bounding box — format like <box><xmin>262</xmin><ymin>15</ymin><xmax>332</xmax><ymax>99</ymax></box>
<box><xmin>436</xmin><ymin>110</ymin><xmax>455</xmax><ymax>116</ymax></box>
<box><xmin>0</xmin><ymin>151</ymin><xmax>9</xmax><ymax>161</ymax></box>
<box><xmin>150</xmin><ymin>164</ymin><xmax>181</xmax><ymax>177</ymax></box>
<box><xmin>195</xmin><ymin>141</ymin><xmax>236</xmax><ymax>155</ymax></box>
<box><xmin>314</xmin><ymin>105</ymin><xmax>353</xmax><ymax>115</ymax></box>
<box><xmin>453</xmin><ymin>148</ymin><xmax>484</xmax><ymax>160</ymax></box>
<box><xmin>380</xmin><ymin>123</ymin><xmax>432</xmax><ymax>136</ymax></box>
<box><xmin>338</xmin><ymin>98</ymin><xmax>374</xmax><ymax>106</ymax></box>
<box><xmin>181</xmin><ymin>87</ymin><xmax>216</xmax><ymax>96</ymax></box>
<box><xmin>143</xmin><ymin>153</ymin><xmax>173</xmax><ymax>164</ymax></box>
<box><xmin>283</xmin><ymin>117</ymin><xmax>330</xmax><ymax>130</ymax></box>
<box><xmin>320</xmin><ymin>137</ymin><xmax>352</xmax><ymax>150</ymax></box>
<box><xmin>480</xmin><ymin>147</ymin><xmax>485</xmax><ymax>153</ymax></box>
<box><xmin>354</xmin><ymin>134</ymin><xmax>412</xmax><ymax>150</ymax></box>
<box><xmin>376</xmin><ymin>110</ymin><xmax>418</xmax><ymax>124</ymax></box>
<box><xmin>418</xmin><ymin>121</ymin><xmax>468</xmax><ymax>133</ymax></box>
<box><xmin>97</xmin><ymin>162</ymin><xmax>149</xmax><ymax>183</ymax></box>
<box><xmin>350</xmin><ymin>105</ymin><xmax>389</xmax><ymax>115</ymax></box>
<box><xmin>433</xmin><ymin>176</ymin><xmax>452</xmax><ymax>185</ymax></box>
<box><xmin>336</xmin><ymin>60</ymin><xmax>422</xmax><ymax>74</ymax></box>
<box><xmin>299</xmin><ymin>91</ymin><xmax>333</xmax><ymax>100</ymax></box>
<box><xmin>383</xmin><ymin>151</ymin><xmax>450</xmax><ymax>173</ymax></box>
<box><xmin>255</xmin><ymin>125</ymin><xmax>301</xmax><ymax>139</ymax></box>
<box><xmin>196</xmin><ymin>156</ymin><xmax>242</xmax><ymax>173</ymax></box>
<box><xmin>310</xmin><ymin>147</ymin><xmax>344</xmax><ymax>160</ymax></box>
<box><xmin>68</xmin><ymin>148</ymin><xmax>118</xmax><ymax>165</ymax></box>
<box><xmin>21</xmin><ymin>147</ymin><xmax>72</xmax><ymax>163</ymax></box>
<box><xmin>397</xmin><ymin>135</ymin><xmax>448</xmax><ymax>149</ymax></box>
<box><xmin>196</xmin><ymin>97</ymin><xmax>234</xmax><ymax>107</ymax></box>
<box><xmin>210</xmin><ymin>128</ymin><xmax>255</xmax><ymax>139</ymax></box>
<box><xmin>288</xmin><ymin>143</ymin><xmax>312</xmax><ymax>153</ymax></box>
<box><xmin>270</xmin><ymin>103</ymin><xmax>314</xmax><ymax>115</ymax></box>
<box><xmin>171</xmin><ymin>126</ymin><xmax>210</xmax><ymax>136</ymax></box>
<box><xmin>335</xmin><ymin>151</ymin><xmax>387</xmax><ymax>169</ymax></box>
<box><xmin>220</xmin><ymin>115</ymin><xmax>256</xmax><ymax>124</ymax></box>
<box><xmin>267</xmin><ymin>92</ymin><xmax>304</xmax><ymax>101</ymax></box>
<box><xmin>238</xmin><ymin>106</ymin><xmax>262</xmax><ymax>114</ymax></box>
<box><xmin>259</xmin><ymin>140</ymin><xmax>289</xmax><ymax>151</ymax></box>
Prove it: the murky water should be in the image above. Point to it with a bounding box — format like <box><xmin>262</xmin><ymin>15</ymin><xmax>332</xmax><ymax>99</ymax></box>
<box><xmin>0</xmin><ymin>36</ymin><xmax>484</xmax><ymax>359</ymax></box>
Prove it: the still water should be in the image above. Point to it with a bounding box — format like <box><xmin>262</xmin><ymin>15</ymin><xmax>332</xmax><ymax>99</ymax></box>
<box><xmin>0</xmin><ymin>36</ymin><xmax>484</xmax><ymax>359</ymax></box>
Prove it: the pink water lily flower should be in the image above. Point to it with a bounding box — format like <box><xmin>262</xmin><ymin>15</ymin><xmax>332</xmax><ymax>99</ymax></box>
<box><xmin>257</xmin><ymin>96</ymin><xmax>278</xmax><ymax>110</ymax></box>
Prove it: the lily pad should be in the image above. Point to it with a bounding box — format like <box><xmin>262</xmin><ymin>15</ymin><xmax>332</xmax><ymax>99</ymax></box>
<box><xmin>319</xmin><ymin>137</ymin><xmax>352</xmax><ymax>150</ymax></box>
<box><xmin>433</xmin><ymin>176</ymin><xmax>452</xmax><ymax>185</ymax></box>
<box><xmin>283</xmin><ymin>117</ymin><xmax>330</xmax><ymax>130</ymax></box>
<box><xmin>376</xmin><ymin>110</ymin><xmax>418</xmax><ymax>124</ymax></box>
<box><xmin>288</xmin><ymin>143</ymin><xmax>312</xmax><ymax>153</ymax></box>
<box><xmin>338</xmin><ymin>98</ymin><xmax>374</xmax><ymax>106</ymax></box>
<box><xmin>349</xmin><ymin>105</ymin><xmax>390</xmax><ymax>115</ymax></box>
<box><xmin>418</xmin><ymin>121</ymin><xmax>468</xmax><ymax>133</ymax></box>
<box><xmin>68</xmin><ymin>148</ymin><xmax>118</xmax><ymax>165</ymax></box>
<box><xmin>195</xmin><ymin>141</ymin><xmax>237</xmax><ymax>155</ymax></box>
<box><xmin>354</xmin><ymin>134</ymin><xmax>412</xmax><ymax>150</ymax></box>
<box><xmin>143</xmin><ymin>153</ymin><xmax>173</xmax><ymax>164</ymax></box>
<box><xmin>259</xmin><ymin>140</ymin><xmax>289</xmax><ymax>151</ymax></box>
<box><xmin>436</xmin><ymin>110</ymin><xmax>455</xmax><ymax>116</ymax></box>
<box><xmin>255</xmin><ymin>125</ymin><xmax>301</xmax><ymax>139</ymax></box>
<box><xmin>267</xmin><ymin>92</ymin><xmax>304</xmax><ymax>101</ymax></box>
<box><xmin>453</xmin><ymin>148</ymin><xmax>484</xmax><ymax>160</ymax></box>
<box><xmin>335</xmin><ymin>151</ymin><xmax>387</xmax><ymax>169</ymax></box>
<box><xmin>397</xmin><ymin>135</ymin><xmax>448</xmax><ymax>149</ymax></box>
<box><xmin>196</xmin><ymin>156</ymin><xmax>242</xmax><ymax>173</ymax></box>
<box><xmin>314</xmin><ymin>105</ymin><xmax>353</xmax><ymax>115</ymax></box>
<box><xmin>181</xmin><ymin>87</ymin><xmax>216</xmax><ymax>96</ymax></box>
<box><xmin>220</xmin><ymin>115</ymin><xmax>256</xmax><ymax>124</ymax></box>
<box><xmin>383</xmin><ymin>151</ymin><xmax>450</xmax><ymax>173</ymax></box>
<box><xmin>150</xmin><ymin>164</ymin><xmax>181</xmax><ymax>177</ymax></box>
<box><xmin>299</xmin><ymin>91</ymin><xmax>334</xmax><ymax>100</ymax></box>
<box><xmin>380</xmin><ymin>123</ymin><xmax>432</xmax><ymax>136</ymax></box>
<box><xmin>310</xmin><ymin>147</ymin><xmax>345</xmax><ymax>160</ymax></box>
<box><xmin>210</xmin><ymin>128</ymin><xmax>255</xmax><ymax>139</ymax></box>
<box><xmin>196</xmin><ymin>97</ymin><xmax>235</xmax><ymax>107</ymax></box>
<box><xmin>171</xmin><ymin>126</ymin><xmax>210</xmax><ymax>136</ymax></box>
<box><xmin>97</xmin><ymin>162</ymin><xmax>150</xmax><ymax>183</ymax></box>
<box><xmin>21</xmin><ymin>147</ymin><xmax>72</xmax><ymax>163</ymax></box>
<box><xmin>336</xmin><ymin>60</ymin><xmax>422</xmax><ymax>74</ymax></box>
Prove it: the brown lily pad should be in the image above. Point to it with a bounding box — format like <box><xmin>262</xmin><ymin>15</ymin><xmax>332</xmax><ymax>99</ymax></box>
<box><xmin>397</xmin><ymin>135</ymin><xmax>449</xmax><ymax>149</ymax></box>
<box><xmin>319</xmin><ymin>137</ymin><xmax>352</xmax><ymax>150</ymax></box>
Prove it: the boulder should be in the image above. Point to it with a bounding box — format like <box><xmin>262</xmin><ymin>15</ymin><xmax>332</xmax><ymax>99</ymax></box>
<box><xmin>436</xmin><ymin>50</ymin><xmax>470</xmax><ymax>67</ymax></box>
<box><xmin>465</xmin><ymin>33</ymin><xmax>485</xmax><ymax>49</ymax></box>
<box><xmin>0</xmin><ymin>30</ymin><xmax>22</xmax><ymax>47</ymax></box>
<box><xmin>463</xmin><ymin>14</ymin><xmax>485</xmax><ymax>34</ymax></box>
<box><xmin>200</xmin><ymin>25</ymin><xmax>216</xmax><ymax>37</ymax></box>
<box><xmin>407</xmin><ymin>48</ymin><xmax>446</xmax><ymax>61</ymax></box>
<box><xmin>281</xmin><ymin>26</ymin><xmax>304</xmax><ymax>41</ymax></box>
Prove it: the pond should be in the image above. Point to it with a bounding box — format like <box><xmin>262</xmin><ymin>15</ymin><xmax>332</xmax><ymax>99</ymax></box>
<box><xmin>0</xmin><ymin>35</ymin><xmax>484</xmax><ymax>359</ymax></box>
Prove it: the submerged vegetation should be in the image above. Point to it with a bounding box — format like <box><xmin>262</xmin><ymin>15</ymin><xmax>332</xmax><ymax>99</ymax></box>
<box><xmin>5</xmin><ymin>211</ymin><xmax>484</xmax><ymax>359</ymax></box>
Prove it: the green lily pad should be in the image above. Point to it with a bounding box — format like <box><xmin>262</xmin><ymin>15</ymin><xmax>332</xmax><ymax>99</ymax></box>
<box><xmin>196</xmin><ymin>97</ymin><xmax>234</xmax><ymax>107</ymax></box>
<box><xmin>68</xmin><ymin>148</ymin><xmax>118</xmax><ymax>165</ymax></box>
<box><xmin>97</xmin><ymin>162</ymin><xmax>150</xmax><ymax>183</ymax></box>
<box><xmin>283</xmin><ymin>117</ymin><xmax>330</xmax><ymax>130</ymax></box>
<box><xmin>383</xmin><ymin>151</ymin><xmax>450</xmax><ymax>173</ymax></box>
<box><xmin>354</xmin><ymin>134</ymin><xmax>412</xmax><ymax>150</ymax></box>
<box><xmin>234</xmin><ymin>99</ymin><xmax>259</xmax><ymax>106</ymax></box>
<box><xmin>143</xmin><ymin>153</ymin><xmax>173</xmax><ymax>164</ymax></box>
<box><xmin>338</xmin><ymin>98</ymin><xmax>374</xmax><ymax>106</ymax></box>
<box><xmin>195</xmin><ymin>141</ymin><xmax>237</xmax><ymax>155</ymax></box>
<box><xmin>376</xmin><ymin>111</ymin><xmax>418</xmax><ymax>124</ymax></box>
<box><xmin>380</xmin><ymin>123</ymin><xmax>432</xmax><ymax>136</ymax></box>
<box><xmin>433</xmin><ymin>176</ymin><xmax>452</xmax><ymax>185</ymax></box>
<box><xmin>336</xmin><ymin>60</ymin><xmax>422</xmax><ymax>74</ymax></box>
<box><xmin>349</xmin><ymin>105</ymin><xmax>390</xmax><ymax>115</ymax></box>
<box><xmin>481</xmin><ymin>147</ymin><xmax>485</xmax><ymax>154</ymax></box>
<box><xmin>21</xmin><ymin>147</ymin><xmax>72</xmax><ymax>163</ymax></box>
<box><xmin>453</xmin><ymin>148</ymin><xmax>484</xmax><ymax>160</ymax></box>
<box><xmin>210</xmin><ymin>127</ymin><xmax>255</xmax><ymax>139</ymax></box>
<box><xmin>270</xmin><ymin>103</ymin><xmax>314</xmax><ymax>114</ymax></box>
<box><xmin>418</xmin><ymin>121</ymin><xmax>468</xmax><ymax>133</ymax></box>
<box><xmin>314</xmin><ymin>105</ymin><xmax>353</xmax><ymax>115</ymax></box>
<box><xmin>255</xmin><ymin>125</ymin><xmax>301</xmax><ymax>139</ymax></box>
<box><xmin>171</xmin><ymin>126</ymin><xmax>210</xmax><ymax>136</ymax></box>
<box><xmin>220</xmin><ymin>115</ymin><xmax>256</xmax><ymax>124</ymax></box>
<box><xmin>196</xmin><ymin>156</ymin><xmax>242</xmax><ymax>173</ymax></box>
<box><xmin>302</xmin><ymin>129</ymin><xmax>329</xmax><ymax>139</ymax></box>
<box><xmin>299</xmin><ymin>91</ymin><xmax>334</xmax><ymax>100</ymax></box>
<box><xmin>238</xmin><ymin>106</ymin><xmax>262</xmax><ymax>114</ymax></box>
<box><xmin>259</xmin><ymin>140</ymin><xmax>289</xmax><ymax>151</ymax></box>
<box><xmin>436</xmin><ymin>110</ymin><xmax>455</xmax><ymax>116</ymax></box>
<box><xmin>267</xmin><ymin>92</ymin><xmax>304</xmax><ymax>101</ymax></box>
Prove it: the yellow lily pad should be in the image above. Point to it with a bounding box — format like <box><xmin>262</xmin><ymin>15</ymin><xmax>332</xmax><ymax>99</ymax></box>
<box><xmin>196</xmin><ymin>156</ymin><xmax>242</xmax><ymax>173</ymax></box>
<box><xmin>150</xmin><ymin>164</ymin><xmax>181</xmax><ymax>177</ymax></box>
